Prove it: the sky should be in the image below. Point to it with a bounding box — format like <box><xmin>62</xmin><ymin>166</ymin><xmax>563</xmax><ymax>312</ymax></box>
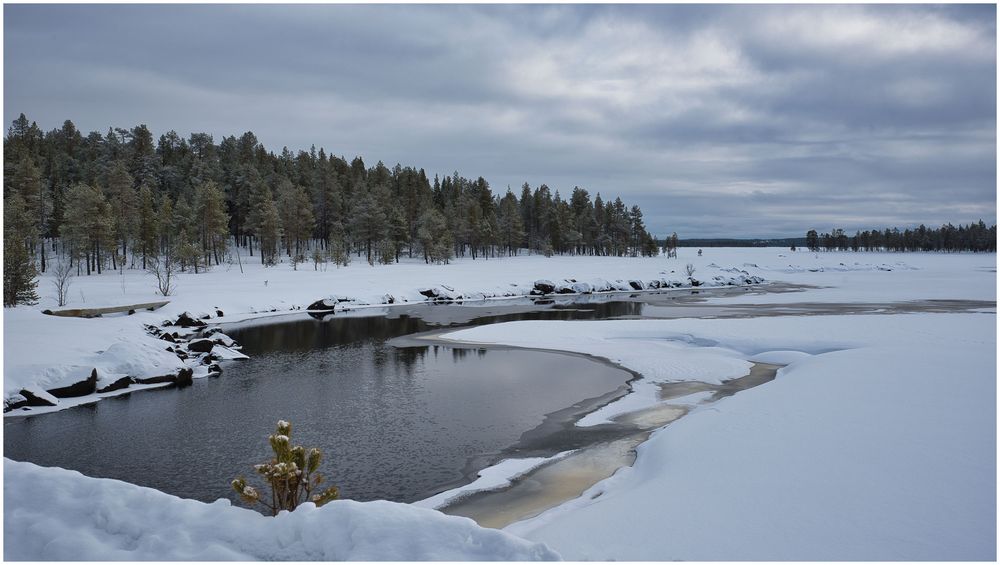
<box><xmin>3</xmin><ymin>4</ymin><xmax>996</xmax><ymax>238</ymax></box>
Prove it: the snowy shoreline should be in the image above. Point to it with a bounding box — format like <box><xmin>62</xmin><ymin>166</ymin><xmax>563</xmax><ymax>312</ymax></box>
<box><xmin>3</xmin><ymin>256</ymin><xmax>766</xmax><ymax>416</ymax></box>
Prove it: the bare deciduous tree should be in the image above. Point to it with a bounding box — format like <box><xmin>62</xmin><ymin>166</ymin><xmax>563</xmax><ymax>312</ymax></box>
<box><xmin>52</xmin><ymin>258</ymin><xmax>73</xmax><ymax>307</ymax></box>
<box><xmin>147</xmin><ymin>248</ymin><xmax>178</xmax><ymax>296</ymax></box>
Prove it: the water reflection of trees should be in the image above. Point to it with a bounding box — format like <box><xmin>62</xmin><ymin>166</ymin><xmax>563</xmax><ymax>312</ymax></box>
<box><xmin>393</xmin><ymin>346</ymin><xmax>427</xmax><ymax>377</ymax></box>
<box><xmin>229</xmin><ymin>299</ymin><xmax>646</xmax><ymax>356</ymax></box>
<box><xmin>230</xmin><ymin>315</ymin><xmax>429</xmax><ymax>354</ymax></box>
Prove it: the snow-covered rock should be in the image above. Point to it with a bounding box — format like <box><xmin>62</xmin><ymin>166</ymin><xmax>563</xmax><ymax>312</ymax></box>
<box><xmin>532</xmin><ymin>280</ymin><xmax>556</xmax><ymax>294</ymax></box>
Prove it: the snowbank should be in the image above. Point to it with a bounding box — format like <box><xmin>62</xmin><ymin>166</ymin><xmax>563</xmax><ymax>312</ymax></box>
<box><xmin>442</xmin><ymin>313</ymin><xmax>996</xmax><ymax>560</ymax></box>
<box><xmin>3</xmin><ymin>459</ymin><xmax>559</xmax><ymax>561</ymax></box>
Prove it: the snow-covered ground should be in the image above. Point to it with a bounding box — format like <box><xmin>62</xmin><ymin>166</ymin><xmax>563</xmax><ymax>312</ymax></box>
<box><xmin>3</xmin><ymin>248</ymin><xmax>996</xmax><ymax>560</ymax></box>
<box><xmin>439</xmin><ymin>293</ymin><xmax>996</xmax><ymax>557</ymax></box>
<box><xmin>2</xmin><ymin>459</ymin><xmax>557</xmax><ymax>561</ymax></box>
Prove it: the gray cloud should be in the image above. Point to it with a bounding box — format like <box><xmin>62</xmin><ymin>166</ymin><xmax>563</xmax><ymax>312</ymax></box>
<box><xmin>4</xmin><ymin>4</ymin><xmax>995</xmax><ymax>237</ymax></box>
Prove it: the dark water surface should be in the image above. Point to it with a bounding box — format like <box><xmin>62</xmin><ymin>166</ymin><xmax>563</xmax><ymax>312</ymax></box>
<box><xmin>4</xmin><ymin>299</ymin><xmax>658</xmax><ymax>505</ymax></box>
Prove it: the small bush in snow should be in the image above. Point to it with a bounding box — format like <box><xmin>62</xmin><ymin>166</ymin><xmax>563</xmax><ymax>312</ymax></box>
<box><xmin>328</xmin><ymin>241</ymin><xmax>350</xmax><ymax>268</ymax></box>
<box><xmin>232</xmin><ymin>420</ymin><xmax>339</xmax><ymax>515</ymax></box>
<box><xmin>685</xmin><ymin>263</ymin><xmax>696</xmax><ymax>277</ymax></box>
<box><xmin>312</xmin><ymin>248</ymin><xmax>326</xmax><ymax>271</ymax></box>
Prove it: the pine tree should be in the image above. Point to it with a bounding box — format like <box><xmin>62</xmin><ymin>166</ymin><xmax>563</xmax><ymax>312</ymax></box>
<box><xmin>629</xmin><ymin>205</ymin><xmax>646</xmax><ymax>257</ymax></box>
<box><xmin>349</xmin><ymin>188</ymin><xmax>387</xmax><ymax>265</ymax></box>
<box><xmin>246</xmin><ymin>183</ymin><xmax>282</xmax><ymax>265</ymax></box>
<box><xmin>104</xmin><ymin>161</ymin><xmax>136</xmax><ymax>269</ymax></box>
<box><xmin>10</xmin><ymin>158</ymin><xmax>45</xmax><ymax>269</ymax></box>
<box><xmin>497</xmin><ymin>190</ymin><xmax>524</xmax><ymax>256</ymax></box>
<box><xmin>136</xmin><ymin>183</ymin><xmax>159</xmax><ymax>269</ymax></box>
<box><xmin>259</xmin><ymin>200</ymin><xmax>284</xmax><ymax>266</ymax></box>
<box><xmin>193</xmin><ymin>180</ymin><xmax>230</xmax><ymax>267</ymax></box>
<box><xmin>172</xmin><ymin>195</ymin><xmax>202</xmax><ymax>273</ymax></box>
<box><xmin>417</xmin><ymin>208</ymin><xmax>453</xmax><ymax>264</ymax></box>
<box><xmin>62</xmin><ymin>183</ymin><xmax>111</xmax><ymax>275</ymax></box>
<box><xmin>276</xmin><ymin>180</ymin><xmax>314</xmax><ymax>259</ymax></box>
<box><xmin>3</xmin><ymin>194</ymin><xmax>40</xmax><ymax>306</ymax></box>
<box><xmin>806</xmin><ymin>229</ymin><xmax>819</xmax><ymax>252</ymax></box>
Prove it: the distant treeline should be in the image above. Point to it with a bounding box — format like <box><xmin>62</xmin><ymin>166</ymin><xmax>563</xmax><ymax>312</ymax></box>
<box><xmin>679</xmin><ymin>238</ymin><xmax>807</xmax><ymax>248</ymax></box>
<box><xmin>4</xmin><ymin>114</ymin><xmax>668</xmax><ymax>304</ymax></box>
<box><xmin>805</xmin><ymin>223</ymin><xmax>996</xmax><ymax>253</ymax></box>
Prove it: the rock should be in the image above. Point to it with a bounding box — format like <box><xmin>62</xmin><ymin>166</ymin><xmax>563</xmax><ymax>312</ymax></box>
<box><xmin>187</xmin><ymin>339</ymin><xmax>215</xmax><ymax>353</ymax></box>
<box><xmin>13</xmin><ymin>389</ymin><xmax>56</xmax><ymax>408</ymax></box>
<box><xmin>382</xmin><ymin>294</ymin><xmax>396</xmax><ymax>304</ymax></box>
<box><xmin>201</xmin><ymin>353</ymin><xmax>220</xmax><ymax>365</ymax></box>
<box><xmin>174</xmin><ymin>312</ymin><xmax>207</xmax><ymax>328</ymax></box>
<box><xmin>175</xmin><ymin>350</ymin><xmax>189</xmax><ymax>360</ymax></box>
<box><xmin>690</xmin><ymin>278</ymin><xmax>702</xmax><ymax>287</ymax></box>
<box><xmin>207</xmin><ymin>363</ymin><xmax>223</xmax><ymax>375</ymax></box>
<box><xmin>533</xmin><ymin>280</ymin><xmax>556</xmax><ymax>294</ymax></box>
<box><xmin>128</xmin><ymin>309</ymin><xmax>136</xmax><ymax>315</ymax></box>
<box><xmin>211</xmin><ymin>333</ymin><xmax>235</xmax><ymax>347</ymax></box>
<box><xmin>555</xmin><ymin>283</ymin><xmax>576</xmax><ymax>294</ymax></box>
<box><xmin>174</xmin><ymin>368</ymin><xmax>194</xmax><ymax>387</ymax></box>
<box><xmin>160</xmin><ymin>333</ymin><xmax>176</xmax><ymax>343</ymax></box>
<box><xmin>134</xmin><ymin>374</ymin><xmax>176</xmax><ymax>385</ymax></box>
<box><xmin>307</xmin><ymin>299</ymin><xmax>338</xmax><ymax>312</ymax></box>
<box><xmin>203</xmin><ymin>327</ymin><xmax>223</xmax><ymax>337</ymax></box>
<box><xmin>571</xmin><ymin>281</ymin><xmax>593</xmax><ymax>294</ymax></box>
<box><xmin>215</xmin><ymin>309</ymin><xmax>224</xmax><ymax>317</ymax></box>
<box><xmin>97</xmin><ymin>376</ymin><xmax>135</xmax><ymax>393</ymax></box>
<box><xmin>592</xmin><ymin>279</ymin><xmax>614</xmax><ymax>292</ymax></box>
<box><xmin>307</xmin><ymin>310</ymin><xmax>335</xmax><ymax>320</ymax></box>
<box><xmin>628</xmin><ymin>280</ymin><xmax>644</xmax><ymax>290</ymax></box>
<box><xmin>419</xmin><ymin>287</ymin><xmax>460</xmax><ymax>302</ymax></box>
<box><xmin>612</xmin><ymin>280</ymin><xmax>633</xmax><ymax>291</ymax></box>
<box><xmin>4</xmin><ymin>394</ymin><xmax>30</xmax><ymax>412</ymax></box>
<box><xmin>47</xmin><ymin>369</ymin><xmax>98</xmax><ymax>398</ymax></box>
<box><xmin>41</xmin><ymin>309</ymin><xmax>53</xmax><ymax>315</ymax></box>
<box><xmin>647</xmin><ymin>280</ymin><xmax>662</xmax><ymax>289</ymax></box>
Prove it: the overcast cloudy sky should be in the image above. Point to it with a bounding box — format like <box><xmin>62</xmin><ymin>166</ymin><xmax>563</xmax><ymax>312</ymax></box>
<box><xmin>4</xmin><ymin>4</ymin><xmax>996</xmax><ymax>237</ymax></box>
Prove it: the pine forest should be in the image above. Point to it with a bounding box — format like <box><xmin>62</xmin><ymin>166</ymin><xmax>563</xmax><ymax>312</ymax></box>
<box><xmin>4</xmin><ymin>114</ymin><xmax>664</xmax><ymax>295</ymax></box>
